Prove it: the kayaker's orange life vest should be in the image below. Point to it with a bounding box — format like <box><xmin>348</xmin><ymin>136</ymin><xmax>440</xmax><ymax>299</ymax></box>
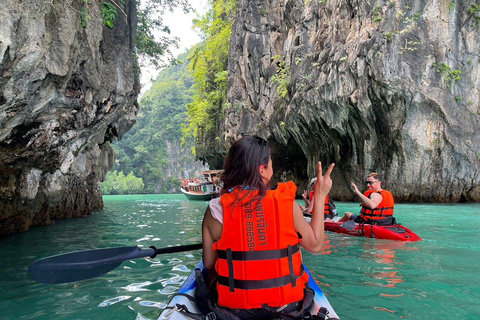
<box><xmin>213</xmin><ymin>181</ymin><xmax>310</xmax><ymax>309</ymax></box>
<box><xmin>324</xmin><ymin>195</ymin><xmax>330</xmax><ymax>217</ymax></box>
<box><xmin>360</xmin><ymin>190</ymin><xmax>394</xmax><ymax>221</ymax></box>
<box><xmin>309</xmin><ymin>191</ymin><xmax>331</xmax><ymax>217</ymax></box>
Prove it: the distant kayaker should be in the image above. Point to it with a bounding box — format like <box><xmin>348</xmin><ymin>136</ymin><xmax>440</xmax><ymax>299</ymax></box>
<box><xmin>301</xmin><ymin>177</ymin><xmax>338</xmax><ymax>221</ymax></box>
<box><xmin>201</xmin><ymin>135</ymin><xmax>335</xmax><ymax>319</ymax></box>
<box><xmin>338</xmin><ymin>172</ymin><xmax>395</xmax><ymax>226</ymax></box>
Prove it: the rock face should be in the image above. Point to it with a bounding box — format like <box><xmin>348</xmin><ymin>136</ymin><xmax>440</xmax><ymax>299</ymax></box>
<box><xmin>0</xmin><ymin>0</ymin><xmax>139</xmax><ymax>237</ymax></box>
<box><xmin>209</xmin><ymin>0</ymin><xmax>480</xmax><ymax>202</ymax></box>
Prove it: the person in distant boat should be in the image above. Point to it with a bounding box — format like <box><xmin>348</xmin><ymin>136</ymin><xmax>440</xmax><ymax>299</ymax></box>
<box><xmin>338</xmin><ymin>172</ymin><xmax>395</xmax><ymax>226</ymax></box>
<box><xmin>201</xmin><ymin>135</ymin><xmax>335</xmax><ymax>319</ymax></box>
<box><xmin>301</xmin><ymin>178</ymin><xmax>337</xmax><ymax>221</ymax></box>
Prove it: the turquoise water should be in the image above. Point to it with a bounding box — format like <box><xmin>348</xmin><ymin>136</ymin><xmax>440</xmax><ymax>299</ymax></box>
<box><xmin>0</xmin><ymin>195</ymin><xmax>479</xmax><ymax>320</ymax></box>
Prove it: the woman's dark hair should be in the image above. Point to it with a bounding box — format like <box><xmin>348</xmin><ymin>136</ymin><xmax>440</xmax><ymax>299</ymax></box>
<box><xmin>220</xmin><ymin>135</ymin><xmax>271</xmax><ymax>200</ymax></box>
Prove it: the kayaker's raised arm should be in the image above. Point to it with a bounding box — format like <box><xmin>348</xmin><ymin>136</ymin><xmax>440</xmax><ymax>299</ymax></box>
<box><xmin>352</xmin><ymin>181</ymin><xmax>382</xmax><ymax>209</ymax></box>
<box><xmin>294</xmin><ymin>162</ymin><xmax>334</xmax><ymax>253</ymax></box>
<box><xmin>338</xmin><ymin>172</ymin><xmax>396</xmax><ymax>226</ymax></box>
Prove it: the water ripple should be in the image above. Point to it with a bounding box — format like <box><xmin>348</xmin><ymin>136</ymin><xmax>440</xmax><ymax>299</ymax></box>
<box><xmin>159</xmin><ymin>274</ymin><xmax>187</xmax><ymax>286</ymax></box>
<box><xmin>122</xmin><ymin>281</ymin><xmax>155</xmax><ymax>292</ymax></box>
<box><xmin>172</xmin><ymin>265</ymin><xmax>190</xmax><ymax>272</ymax></box>
<box><xmin>158</xmin><ymin>286</ymin><xmax>180</xmax><ymax>295</ymax></box>
<box><xmin>150</xmin><ymin>261</ymin><xmax>164</xmax><ymax>267</ymax></box>
<box><xmin>139</xmin><ymin>300</ymin><xmax>167</xmax><ymax>308</ymax></box>
<box><xmin>98</xmin><ymin>295</ymin><xmax>132</xmax><ymax>307</ymax></box>
<box><xmin>167</xmin><ymin>258</ymin><xmax>182</xmax><ymax>264</ymax></box>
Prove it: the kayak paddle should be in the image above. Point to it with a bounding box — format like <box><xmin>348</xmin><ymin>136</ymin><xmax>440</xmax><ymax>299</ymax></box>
<box><xmin>339</xmin><ymin>219</ymin><xmax>356</xmax><ymax>230</ymax></box>
<box><xmin>29</xmin><ymin>243</ymin><xmax>203</xmax><ymax>284</ymax></box>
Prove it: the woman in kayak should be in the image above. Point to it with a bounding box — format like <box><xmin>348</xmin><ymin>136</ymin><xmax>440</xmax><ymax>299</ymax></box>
<box><xmin>201</xmin><ymin>135</ymin><xmax>334</xmax><ymax>319</ymax></box>
<box><xmin>301</xmin><ymin>177</ymin><xmax>337</xmax><ymax>221</ymax></box>
<box><xmin>338</xmin><ymin>172</ymin><xmax>395</xmax><ymax>226</ymax></box>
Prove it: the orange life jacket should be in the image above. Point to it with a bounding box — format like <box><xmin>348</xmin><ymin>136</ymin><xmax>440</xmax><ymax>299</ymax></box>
<box><xmin>213</xmin><ymin>181</ymin><xmax>309</xmax><ymax>309</ymax></box>
<box><xmin>324</xmin><ymin>195</ymin><xmax>330</xmax><ymax>217</ymax></box>
<box><xmin>360</xmin><ymin>190</ymin><xmax>394</xmax><ymax>221</ymax></box>
<box><xmin>309</xmin><ymin>191</ymin><xmax>330</xmax><ymax>216</ymax></box>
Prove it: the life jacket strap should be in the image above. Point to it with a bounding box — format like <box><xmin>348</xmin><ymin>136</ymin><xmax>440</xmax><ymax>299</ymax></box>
<box><xmin>361</xmin><ymin>206</ymin><xmax>394</xmax><ymax>217</ymax></box>
<box><xmin>217</xmin><ymin>265</ymin><xmax>305</xmax><ymax>290</ymax></box>
<box><xmin>226</xmin><ymin>249</ymin><xmax>235</xmax><ymax>292</ymax></box>
<box><xmin>287</xmin><ymin>245</ymin><xmax>296</xmax><ymax>288</ymax></box>
<box><xmin>220</xmin><ymin>245</ymin><xmax>302</xmax><ymax>292</ymax></box>
<box><xmin>217</xmin><ymin>244</ymin><xmax>300</xmax><ymax>261</ymax></box>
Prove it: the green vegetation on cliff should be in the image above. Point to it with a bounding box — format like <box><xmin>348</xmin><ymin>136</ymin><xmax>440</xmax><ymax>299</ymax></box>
<box><xmin>183</xmin><ymin>0</ymin><xmax>237</xmax><ymax>158</ymax></box>
<box><xmin>79</xmin><ymin>0</ymin><xmax>192</xmax><ymax>67</ymax></box>
<box><xmin>103</xmin><ymin>51</ymin><xmax>196</xmax><ymax>194</ymax></box>
<box><xmin>101</xmin><ymin>171</ymin><xmax>144</xmax><ymax>194</ymax></box>
<box><xmin>101</xmin><ymin>1</ymin><xmax>239</xmax><ymax>194</ymax></box>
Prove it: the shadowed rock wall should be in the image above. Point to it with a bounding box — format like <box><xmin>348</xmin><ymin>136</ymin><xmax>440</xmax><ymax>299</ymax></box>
<box><xmin>0</xmin><ymin>0</ymin><xmax>139</xmax><ymax>237</ymax></box>
<box><xmin>213</xmin><ymin>0</ymin><xmax>480</xmax><ymax>202</ymax></box>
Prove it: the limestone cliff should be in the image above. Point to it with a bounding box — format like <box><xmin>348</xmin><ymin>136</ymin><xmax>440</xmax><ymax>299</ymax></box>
<box><xmin>0</xmin><ymin>0</ymin><xmax>139</xmax><ymax>237</ymax></box>
<box><xmin>208</xmin><ymin>0</ymin><xmax>480</xmax><ymax>202</ymax></box>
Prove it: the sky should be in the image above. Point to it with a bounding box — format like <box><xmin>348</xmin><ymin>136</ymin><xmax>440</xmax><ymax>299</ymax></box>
<box><xmin>140</xmin><ymin>0</ymin><xmax>210</xmax><ymax>93</ymax></box>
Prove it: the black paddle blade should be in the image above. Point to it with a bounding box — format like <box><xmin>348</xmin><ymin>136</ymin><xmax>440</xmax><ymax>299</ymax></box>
<box><xmin>29</xmin><ymin>246</ymin><xmax>154</xmax><ymax>284</ymax></box>
<box><xmin>340</xmin><ymin>220</ymin><xmax>356</xmax><ymax>231</ymax></box>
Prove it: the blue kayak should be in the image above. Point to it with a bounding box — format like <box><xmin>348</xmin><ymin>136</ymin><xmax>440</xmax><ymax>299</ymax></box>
<box><xmin>158</xmin><ymin>261</ymin><xmax>340</xmax><ymax>319</ymax></box>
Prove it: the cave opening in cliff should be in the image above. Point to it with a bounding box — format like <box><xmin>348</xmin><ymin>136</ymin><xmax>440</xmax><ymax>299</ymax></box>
<box><xmin>269</xmin><ymin>137</ymin><xmax>308</xmax><ymax>188</ymax></box>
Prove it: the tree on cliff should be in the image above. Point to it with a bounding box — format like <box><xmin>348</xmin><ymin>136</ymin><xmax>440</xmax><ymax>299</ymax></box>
<box><xmin>80</xmin><ymin>0</ymin><xmax>192</xmax><ymax>67</ymax></box>
<box><xmin>101</xmin><ymin>171</ymin><xmax>145</xmax><ymax>194</ymax></box>
<box><xmin>135</xmin><ymin>0</ymin><xmax>192</xmax><ymax>67</ymax></box>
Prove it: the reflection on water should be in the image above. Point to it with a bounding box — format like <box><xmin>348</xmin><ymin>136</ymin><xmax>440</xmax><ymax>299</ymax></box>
<box><xmin>123</xmin><ymin>281</ymin><xmax>155</xmax><ymax>292</ymax></box>
<box><xmin>159</xmin><ymin>274</ymin><xmax>187</xmax><ymax>287</ymax></box>
<box><xmin>99</xmin><ymin>296</ymin><xmax>133</xmax><ymax>307</ymax></box>
<box><xmin>139</xmin><ymin>301</ymin><xmax>167</xmax><ymax>308</ymax></box>
<box><xmin>361</xmin><ymin>241</ymin><xmax>409</xmax><ymax>289</ymax></box>
<box><xmin>321</xmin><ymin>234</ymin><xmax>332</xmax><ymax>255</ymax></box>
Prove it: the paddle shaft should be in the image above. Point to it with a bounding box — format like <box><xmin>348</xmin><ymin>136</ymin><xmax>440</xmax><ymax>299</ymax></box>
<box><xmin>153</xmin><ymin>243</ymin><xmax>203</xmax><ymax>256</ymax></box>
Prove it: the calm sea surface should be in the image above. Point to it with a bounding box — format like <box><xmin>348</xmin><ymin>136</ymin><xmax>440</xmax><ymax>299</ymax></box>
<box><xmin>0</xmin><ymin>194</ymin><xmax>479</xmax><ymax>320</ymax></box>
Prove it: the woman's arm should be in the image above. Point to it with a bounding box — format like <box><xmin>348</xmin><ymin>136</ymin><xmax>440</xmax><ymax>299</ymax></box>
<box><xmin>302</xmin><ymin>190</ymin><xmax>310</xmax><ymax>207</ymax></box>
<box><xmin>202</xmin><ymin>206</ymin><xmax>222</xmax><ymax>284</ymax></box>
<box><xmin>306</xmin><ymin>196</ymin><xmax>315</xmax><ymax>213</ymax></box>
<box><xmin>294</xmin><ymin>162</ymin><xmax>334</xmax><ymax>253</ymax></box>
